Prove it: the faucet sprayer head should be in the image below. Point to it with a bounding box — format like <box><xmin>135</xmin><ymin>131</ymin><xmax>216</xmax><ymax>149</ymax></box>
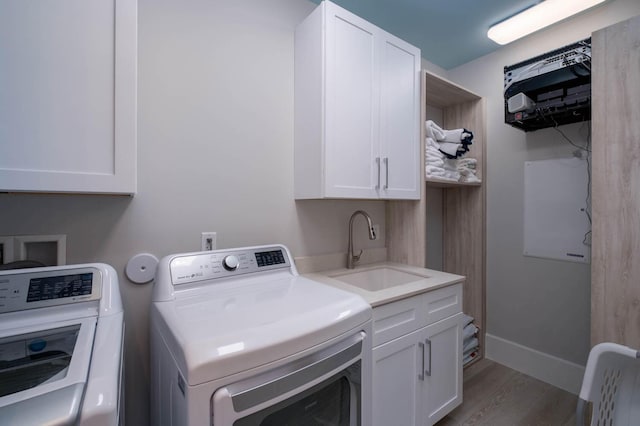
<box><xmin>348</xmin><ymin>210</ymin><xmax>377</xmax><ymax>269</ymax></box>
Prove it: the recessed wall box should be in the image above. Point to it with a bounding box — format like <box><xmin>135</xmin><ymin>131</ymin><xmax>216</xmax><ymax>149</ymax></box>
<box><xmin>15</xmin><ymin>234</ymin><xmax>66</xmax><ymax>266</ymax></box>
<box><xmin>0</xmin><ymin>237</ymin><xmax>14</xmax><ymax>264</ymax></box>
<box><xmin>504</xmin><ymin>38</ymin><xmax>591</xmax><ymax>132</ymax></box>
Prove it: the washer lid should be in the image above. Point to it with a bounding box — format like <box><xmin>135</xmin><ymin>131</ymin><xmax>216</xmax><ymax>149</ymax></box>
<box><xmin>0</xmin><ymin>324</ymin><xmax>80</xmax><ymax>398</ymax></box>
<box><xmin>152</xmin><ymin>272</ymin><xmax>371</xmax><ymax>385</ymax></box>
<box><xmin>0</xmin><ymin>317</ymin><xmax>96</xmax><ymax>424</ymax></box>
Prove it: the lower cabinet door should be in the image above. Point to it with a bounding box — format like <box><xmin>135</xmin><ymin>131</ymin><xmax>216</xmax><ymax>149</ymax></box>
<box><xmin>372</xmin><ymin>329</ymin><xmax>423</xmax><ymax>426</ymax></box>
<box><xmin>423</xmin><ymin>312</ymin><xmax>464</xmax><ymax>425</ymax></box>
<box><xmin>372</xmin><ymin>312</ymin><xmax>463</xmax><ymax>426</ymax></box>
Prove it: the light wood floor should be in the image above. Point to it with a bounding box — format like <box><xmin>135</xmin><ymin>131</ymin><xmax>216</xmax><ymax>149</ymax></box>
<box><xmin>436</xmin><ymin>359</ymin><xmax>578</xmax><ymax>426</ymax></box>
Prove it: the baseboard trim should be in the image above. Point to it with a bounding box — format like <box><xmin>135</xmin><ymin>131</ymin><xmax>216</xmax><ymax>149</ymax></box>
<box><xmin>485</xmin><ymin>333</ymin><xmax>585</xmax><ymax>395</ymax></box>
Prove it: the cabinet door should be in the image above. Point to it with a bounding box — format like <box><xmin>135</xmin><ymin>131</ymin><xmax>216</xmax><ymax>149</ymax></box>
<box><xmin>324</xmin><ymin>2</ymin><xmax>379</xmax><ymax>198</ymax></box>
<box><xmin>0</xmin><ymin>0</ymin><xmax>136</xmax><ymax>194</ymax></box>
<box><xmin>372</xmin><ymin>330</ymin><xmax>422</xmax><ymax>426</ymax></box>
<box><xmin>379</xmin><ymin>33</ymin><xmax>421</xmax><ymax>200</ymax></box>
<box><xmin>422</xmin><ymin>313</ymin><xmax>463</xmax><ymax>425</ymax></box>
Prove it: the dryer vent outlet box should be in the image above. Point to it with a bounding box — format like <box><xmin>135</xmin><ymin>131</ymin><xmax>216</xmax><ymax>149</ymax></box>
<box><xmin>1</xmin><ymin>234</ymin><xmax>66</xmax><ymax>266</ymax></box>
<box><xmin>503</xmin><ymin>38</ymin><xmax>591</xmax><ymax>132</ymax></box>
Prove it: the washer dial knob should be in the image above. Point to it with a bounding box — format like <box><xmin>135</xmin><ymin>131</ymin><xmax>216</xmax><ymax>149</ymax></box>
<box><xmin>222</xmin><ymin>255</ymin><xmax>240</xmax><ymax>271</ymax></box>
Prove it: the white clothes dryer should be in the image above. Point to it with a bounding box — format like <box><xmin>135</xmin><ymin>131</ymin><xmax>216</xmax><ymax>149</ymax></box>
<box><xmin>150</xmin><ymin>244</ymin><xmax>372</xmax><ymax>426</ymax></box>
<box><xmin>0</xmin><ymin>263</ymin><xmax>124</xmax><ymax>426</ymax></box>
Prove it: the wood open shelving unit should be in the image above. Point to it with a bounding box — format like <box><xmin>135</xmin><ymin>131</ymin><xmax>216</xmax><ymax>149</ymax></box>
<box><xmin>388</xmin><ymin>70</ymin><xmax>486</xmax><ymax>365</ymax></box>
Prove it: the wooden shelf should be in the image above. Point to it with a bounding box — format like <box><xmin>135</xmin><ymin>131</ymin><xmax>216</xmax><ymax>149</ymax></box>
<box><xmin>425</xmin><ymin>70</ymin><xmax>481</xmax><ymax>108</ymax></box>
<box><xmin>426</xmin><ymin>177</ymin><xmax>482</xmax><ymax>188</ymax></box>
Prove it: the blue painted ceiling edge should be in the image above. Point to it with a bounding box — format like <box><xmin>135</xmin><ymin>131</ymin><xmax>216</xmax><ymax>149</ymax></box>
<box><xmin>308</xmin><ymin>0</ymin><xmax>540</xmax><ymax>69</ymax></box>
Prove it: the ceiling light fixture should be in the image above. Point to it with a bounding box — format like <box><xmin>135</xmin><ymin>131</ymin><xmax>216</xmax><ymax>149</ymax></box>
<box><xmin>487</xmin><ymin>0</ymin><xmax>606</xmax><ymax>45</ymax></box>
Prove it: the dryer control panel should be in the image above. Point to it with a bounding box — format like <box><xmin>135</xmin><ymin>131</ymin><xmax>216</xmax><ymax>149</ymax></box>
<box><xmin>169</xmin><ymin>245</ymin><xmax>292</xmax><ymax>286</ymax></box>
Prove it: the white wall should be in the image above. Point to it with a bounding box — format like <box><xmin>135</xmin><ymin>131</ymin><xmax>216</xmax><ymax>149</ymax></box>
<box><xmin>448</xmin><ymin>0</ymin><xmax>640</xmax><ymax>368</ymax></box>
<box><xmin>0</xmin><ymin>1</ymin><xmax>387</xmax><ymax>424</ymax></box>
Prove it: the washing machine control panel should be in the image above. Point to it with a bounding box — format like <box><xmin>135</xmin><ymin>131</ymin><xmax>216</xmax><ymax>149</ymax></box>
<box><xmin>170</xmin><ymin>246</ymin><xmax>291</xmax><ymax>285</ymax></box>
<box><xmin>0</xmin><ymin>267</ymin><xmax>102</xmax><ymax>314</ymax></box>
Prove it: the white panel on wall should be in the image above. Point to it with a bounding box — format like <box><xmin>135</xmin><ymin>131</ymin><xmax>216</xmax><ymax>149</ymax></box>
<box><xmin>524</xmin><ymin>157</ymin><xmax>591</xmax><ymax>263</ymax></box>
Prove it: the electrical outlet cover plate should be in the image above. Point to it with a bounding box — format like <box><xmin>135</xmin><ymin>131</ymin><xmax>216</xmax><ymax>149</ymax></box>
<box><xmin>201</xmin><ymin>232</ymin><xmax>217</xmax><ymax>251</ymax></box>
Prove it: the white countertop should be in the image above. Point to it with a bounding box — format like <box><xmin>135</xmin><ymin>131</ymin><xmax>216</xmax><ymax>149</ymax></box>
<box><xmin>304</xmin><ymin>261</ymin><xmax>465</xmax><ymax>307</ymax></box>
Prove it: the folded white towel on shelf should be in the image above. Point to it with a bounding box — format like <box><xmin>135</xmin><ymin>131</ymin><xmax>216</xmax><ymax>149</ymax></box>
<box><xmin>426</xmin><ymin>167</ymin><xmax>460</xmax><ymax>182</ymax></box>
<box><xmin>460</xmin><ymin>173</ymin><xmax>481</xmax><ymax>184</ymax></box>
<box><xmin>457</xmin><ymin>158</ymin><xmax>477</xmax><ymax>168</ymax></box>
<box><xmin>426</xmin><ymin>141</ymin><xmax>442</xmax><ymax>150</ymax></box>
<box><xmin>428</xmin><ymin>175</ymin><xmax>459</xmax><ymax>182</ymax></box>
<box><xmin>443</xmin><ymin>159</ymin><xmax>458</xmax><ymax>172</ymax></box>
<box><xmin>426</xmin><ymin>158</ymin><xmax>444</xmax><ymax>168</ymax></box>
<box><xmin>426</xmin><ymin>148</ymin><xmax>444</xmax><ymax>159</ymax></box>
<box><xmin>425</xmin><ymin>165</ymin><xmax>446</xmax><ymax>176</ymax></box>
<box><xmin>444</xmin><ymin>128</ymin><xmax>472</xmax><ymax>143</ymax></box>
<box><xmin>426</xmin><ymin>137</ymin><xmax>440</xmax><ymax>149</ymax></box>
<box><xmin>464</xmin><ymin>348</ymin><xmax>478</xmax><ymax>361</ymax></box>
<box><xmin>425</xmin><ymin>120</ymin><xmax>445</xmax><ymax>141</ymax></box>
<box><xmin>463</xmin><ymin>324</ymin><xmax>478</xmax><ymax>341</ymax></box>
<box><xmin>462</xmin><ymin>314</ymin><xmax>474</xmax><ymax>328</ymax></box>
<box><xmin>463</xmin><ymin>350</ymin><xmax>479</xmax><ymax>365</ymax></box>
<box><xmin>452</xmin><ymin>157</ymin><xmax>480</xmax><ymax>183</ymax></box>
<box><xmin>425</xmin><ymin>137</ymin><xmax>447</xmax><ymax>171</ymax></box>
<box><xmin>438</xmin><ymin>142</ymin><xmax>463</xmax><ymax>157</ymax></box>
<box><xmin>463</xmin><ymin>337</ymin><xmax>479</xmax><ymax>354</ymax></box>
<box><xmin>426</xmin><ymin>120</ymin><xmax>473</xmax><ymax>143</ymax></box>
<box><xmin>442</xmin><ymin>171</ymin><xmax>461</xmax><ymax>181</ymax></box>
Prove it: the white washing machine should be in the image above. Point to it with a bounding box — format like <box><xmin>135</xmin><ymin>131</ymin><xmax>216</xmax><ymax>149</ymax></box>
<box><xmin>150</xmin><ymin>244</ymin><xmax>372</xmax><ymax>426</ymax></box>
<box><xmin>0</xmin><ymin>263</ymin><xmax>124</xmax><ymax>426</ymax></box>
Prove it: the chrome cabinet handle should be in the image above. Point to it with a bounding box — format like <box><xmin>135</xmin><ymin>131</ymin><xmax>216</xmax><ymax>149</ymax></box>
<box><xmin>425</xmin><ymin>338</ymin><xmax>432</xmax><ymax>377</ymax></box>
<box><xmin>375</xmin><ymin>157</ymin><xmax>381</xmax><ymax>190</ymax></box>
<box><xmin>418</xmin><ymin>342</ymin><xmax>425</xmax><ymax>381</ymax></box>
<box><xmin>383</xmin><ymin>157</ymin><xmax>389</xmax><ymax>189</ymax></box>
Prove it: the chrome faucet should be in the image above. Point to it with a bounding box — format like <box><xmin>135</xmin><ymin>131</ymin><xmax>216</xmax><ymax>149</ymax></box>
<box><xmin>347</xmin><ymin>210</ymin><xmax>377</xmax><ymax>269</ymax></box>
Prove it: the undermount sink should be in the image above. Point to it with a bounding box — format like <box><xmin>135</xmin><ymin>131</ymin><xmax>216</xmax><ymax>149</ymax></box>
<box><xmin>329</xmin><ymin>267</ymin><xmax>426</xmax><ymax>292</ymax></box>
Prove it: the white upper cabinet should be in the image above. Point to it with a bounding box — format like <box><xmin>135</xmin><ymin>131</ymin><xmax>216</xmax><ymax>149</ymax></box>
<box><xmin>294</xmin><ymin>0</ymin><xmax>420</xmax><ymax>200</ymax></box>
<box><xmin>324</xmin><ymin>7</ymin><xmax>379</xmax><ymax>199</ymax></box>
<box><xmin>0</xmin><ymin>0</ymin><xmax>137</xmax><ymax>194</ymax></box>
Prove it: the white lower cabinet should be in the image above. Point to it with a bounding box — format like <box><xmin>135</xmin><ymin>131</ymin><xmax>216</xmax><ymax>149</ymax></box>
<box><xmin>371</xmin><ymin>284</ymin><xmax>463</xmax><ymax>426</ymax></box>
<box><xmin>423</xmin><ymin>313</ymin><xmax>463</xmax><ymax>424</ymax></box>
<box><xmin>373</xmin><ymin>328</ymin><xmax>423</xmax><ymax>426</ymax></box>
